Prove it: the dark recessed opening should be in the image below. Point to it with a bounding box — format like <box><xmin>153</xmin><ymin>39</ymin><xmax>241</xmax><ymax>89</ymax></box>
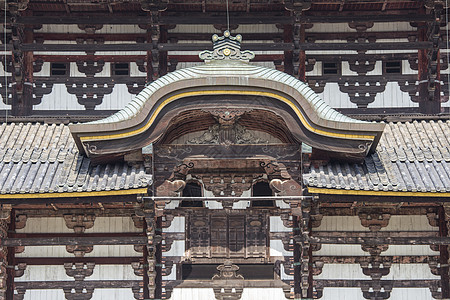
<box><xmin>251</xmin><ymin>181</ymin><xmax>274</xmax><ymax>207</ymax></box>
<box><xmin>50</xmin><ymin>63</ymin><xmax>68</xmax><ymax>76</ymax></box>
<box><xmin>323</xmin><ymin>62</ymin><xmax>339</xmax><ymax>75</ymax></box>
<box><xmin>180</xmin><ymin>182</ymin><xmax>203</xmax><ymax>207</ymax></box>
<box><xmin>385</xmin><ymin>61</ymin><xmax>402</xmax><ymax>74</ymax></box>
<box><xmin>112</xmin><ymin>63</ymin><xmax>129</xmax><ymax>76</ymax></box>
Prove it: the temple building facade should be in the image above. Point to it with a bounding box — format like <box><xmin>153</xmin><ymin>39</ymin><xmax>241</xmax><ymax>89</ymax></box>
<box><xmin>0</xmin><ymin>1</ymin><xmax>449</xmax><ymax>300</ymax></box>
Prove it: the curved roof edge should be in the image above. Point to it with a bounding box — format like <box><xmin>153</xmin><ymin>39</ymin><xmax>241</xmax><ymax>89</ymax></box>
<box><xmin>70</xmin><ymin>60</ymin><xmax>385</xmax><ymax>161</ymax></box>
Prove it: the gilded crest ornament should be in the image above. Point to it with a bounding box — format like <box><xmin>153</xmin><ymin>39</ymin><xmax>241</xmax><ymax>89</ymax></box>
<box><xmin>199</xmin><ymin>30</ymin><xmax>255</xmax><ymax>62</ymax></box>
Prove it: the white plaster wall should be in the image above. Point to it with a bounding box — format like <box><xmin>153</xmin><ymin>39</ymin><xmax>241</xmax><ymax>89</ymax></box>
<box><xmin>322</xmin><ymin>288</ymin><xmax>363</xmax><ymax>300</ymax></box>
<box><xmin>315</xmin><ymin>216</ymin><xmax>369</xmax><ymax>231</ymax></box>
<box><xmin>389</xmin><ymin>288</ymin><xmax>434</xmax><ymax>300</ymax></box>
<box><xmin>164</xmin><ymin>240</ymin><xmax>185</xmax><ymax>257</ymax></box>
<box><xmin>370</xmin><ymin>82</ymin><xmax>418</xmax><ymax>108</ymax></box>
<box><xmin>382</xmin><ymin>245</ymin><xmax>439</xmax><ymax>256</ymax></box>
<box><xmin>270</xmin><ymin>216</ymin><xmax>291</xmax><ymax>232</ymax></box>
<box><xmin>86</xmin><ymin>265</ymin><xmax>139</xmax><ymax>280</ymax></box>
<box><xmin>317</xmin><ymin>264</ymin><xmax>439</xmax><ymax>280</ymax></box>
<box><xmin>16</xmin><ymin>265</ymin><xmax>138</xmax><ymax>282</ymax></box>
<box><xmin>16</xmin><ymin>245</ymin><xmax>140</xmax><ymax>258</ymax></box>
<box><xmin>22</xmin><ymin>289</ymin><xmax>65</xmax><ymax>300</ymax></box>
<box><xmin>380</xmin><ymin>215</ymin><xmax>438</xmax><ymax>232</ymax></box>
<box><xmin>163</xmin><ymin>216</ymin><xmax>185</xmax><ymax>233</ymax></box>
<box><xmin>91</xmin><ymin>289</ymin><xmax>136</xmax><ymax>300</ymax></box>
<box><xmin>241</xmin><ymin>288</ymin><xmax>286</xmax><ymax>299</ymax></box>
<box><xmin>169</xmin><ymin>288</ymin><xmax>216</xmax><ymax>300</ymax></box>
<box><xmin>319</xmin><ymin>82</ymin><xmax>353</xmax><ymax>109</ymax></box>
<box><xmin>34</xmin><ymin>84</ymin><xmax>82</xmax><ymax>110</ymax></box>
<box><xmin>269</xmin><ymin>240</ymin><xmax>292</xmax><ymax>257</ymax></box>
<box><xmin>94</xmin><ymin>84</ymin><xmax>135</xmax><ymax>110</ymax></box>
<box><xmin>314</xmin><ymin>244</ymin><xmax>369</xmax><ymax>256</ymax></box>
<box><xmin>319</xmin><ymin>81</ymin><xmax>419</xmax><ymax>109</ymax></box>
<box><xmin>17</xmin><ymin>216</ymin><xmax>141</xmax><ymax>234</ymax></box>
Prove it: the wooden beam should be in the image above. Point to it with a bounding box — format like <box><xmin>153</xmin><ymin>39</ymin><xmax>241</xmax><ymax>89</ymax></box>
<box><xmin>16</xmin><ymin>14</ymin><xmax>294</xmax><ymax>25</ymax></box>
<box><xmin>312</xmin><ymin>255</ymin><xmax>439</xmax><ymax>264</ymax></box>
<box><xmin>314</xmin><ymin>279</ymin><xmax>439</xmax><ymax>288</ymax></box>
<box><xmin>15</xmin><ymin>12</ymin><xmax>433</xmax><ymax>26</ymax></box>
<box><xmin>11</xmin><ymin>232</ymin><xmax>144</xmax><ymax>238</ymax></box>
<box><xmin>2</xmin><ymin>236</ymin><xmax>147</xmax><ymax>247</ymax></box>
<box><xmin>14</xmin><ymin>257</ymin><xmax>140</xmax><ymax>265</ymax></box>
<box><xmin>18</xmin><ymin>41</ymin><xmax>435</xmax><ymax>52</ymax></box>
<box><xmin>439</xmin><ymin>206</ymin><xmax>450</xmax><ymax>298</ymax></box>
<box><xmin>312</xmin><ymin>231</ymin><xmax>439</xmax><ymax>238</ymax></box>
<box><xmin>305</xmin><ymin>236</ymin><xmax>450</xmax><ymax>245</ymax></box>
<box><xmin>15</xmin><ymin>280</ymin><xmax>141</xmax><ymax>289</ymax></box>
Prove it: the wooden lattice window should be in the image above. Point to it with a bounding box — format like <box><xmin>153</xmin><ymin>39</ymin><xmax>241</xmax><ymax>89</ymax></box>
<box><xmin>50</xmin><ymin>62</ymin><xmax>68</xmax><ymax>76</ymax></box>
<box><xmin>188</xmin><ymin>213</ymin><xmax>268</xmax><ymax>259</ymax></box>
<box><xmin>323</xmin><ymin>62</ymin><xmax>340</xmax><ymax>75</ymax></box>
<box><xmin>384</xmin><ymin>61</ymin><xmax>402</xmax><ymax>74</ymax></box>
<box><xmin>112</xmin><ymin>62</ymin><xmax>129</xmax><ymax>76</ymax></box>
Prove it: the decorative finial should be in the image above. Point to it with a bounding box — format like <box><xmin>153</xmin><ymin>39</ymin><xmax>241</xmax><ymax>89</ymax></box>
<box><xmin>199</xmin><ymin>30</ymin><xmax>255</xmax><ymax>62</ymax></box>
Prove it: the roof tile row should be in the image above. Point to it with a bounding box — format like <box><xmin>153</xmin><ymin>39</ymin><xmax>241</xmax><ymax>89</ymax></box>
<box><xmin>305</xmin><ymin>121</ymin><xmax>450</xmax><ymax>193</ymax></box>
<box><xmin>0</xmin><ymin>123</ymin><xmax>151</xmax><ymax>195</ymax></box>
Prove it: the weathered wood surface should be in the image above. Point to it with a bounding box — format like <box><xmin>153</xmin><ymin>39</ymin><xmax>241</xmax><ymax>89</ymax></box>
<box><xmin>15</xmin><ymin>280</ymin><xmax>141</xmax><ymax>289</ymax></box>
<box><xmin>301</xmin><ymin>236</ymin><xmax>450</xmax><ymax>245</ymax></box>
<box><xmin>2</xmin><ymin>236</ymin><xmax>147</xmax><ymax>247</ymax></box>
<box><xmin>14</xmin><ymin>257</ymin><xmax>140</xmax><ymax>265</ymax></box>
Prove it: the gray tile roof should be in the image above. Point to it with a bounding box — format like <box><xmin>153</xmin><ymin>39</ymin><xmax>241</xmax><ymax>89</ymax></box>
<box><xmin>88</xmin><ymin>60</ymin><xmax>366</xmax><ymax>127</ymax></box>
<box><xmin>304</xmin><ymin>120</ymin><xmax>450</xmax><ymax>194</ymax></box>
<box><xmin>0</xmin><ymin>123</ymin><xmax>151</xmax><ymax>196</ymax></box>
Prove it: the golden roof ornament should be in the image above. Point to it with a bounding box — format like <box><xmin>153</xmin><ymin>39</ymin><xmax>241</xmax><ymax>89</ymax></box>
<box><xmin>199</xmin><ymin>30</ymin><xmax>255</xmax><ymax>62</ymax></box>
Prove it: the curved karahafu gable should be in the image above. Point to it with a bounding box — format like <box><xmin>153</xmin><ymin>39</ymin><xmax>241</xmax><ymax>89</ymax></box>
<box><xmin>70</xmin><ymin>32</ymin><xmax>385</xmax><ymax>162</ymax></box>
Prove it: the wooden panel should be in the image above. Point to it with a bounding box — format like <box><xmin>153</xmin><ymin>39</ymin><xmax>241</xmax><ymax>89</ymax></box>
<box><xmin>246</xmin><ymin>214</ymin><xmax>266</xmax><ymax>258</ymax></box>
<box><xmin>211</xmin><ymin>216</ymin><xmax>227</xmax><ymax>258</ymax></box>
<box><xmin>189</xmin><ymin>215</ymin><xmax>210</xmax><ymax>258</ymax></box>
<box><xmin>229</xmin><ymin>216</ymin><xmax>245</xmax><ymax>257</ymax></box>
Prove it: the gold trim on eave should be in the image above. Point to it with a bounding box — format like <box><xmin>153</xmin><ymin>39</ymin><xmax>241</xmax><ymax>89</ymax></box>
<box><xmin>80</xmin><ymin>90</ymin><xmax>376</xmax><ymax>142</ymax></box>
<box><xmin>0</xmin><ymin>188</ymin><xmax>148</xmax><ymax>199</ymax></box>
<box><xmin>308</xmin><ymin>187</ymin><xmax>450</xmax><ymax>197</ymax></box>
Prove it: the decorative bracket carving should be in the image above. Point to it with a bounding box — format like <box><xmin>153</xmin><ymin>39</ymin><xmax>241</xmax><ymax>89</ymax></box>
<box><xmin>66</xmin><ymin>245</ymin><xmax>93</xmax><ymax>258</ymax></box>
<box><xmin>14</xmin><ymin>263</ymin><xmax>26</xmax><ymax>278</ymax></box>
<box><xmin>358</xmin><ymin>211</ymin><xmax>391</xmax><ymax>232</ymax></box>
<box><xmin>64</xmin><ymin>262</ymin><xmax>95</xmax><ymax>281</ymax></box>
<box><xmin>63</xmin><ymin>287</ymin><xmax>94</xmax><ymax>300</ymax></box>
<box><xmin>15</xmin><ymin>214</ymin><xmax>27</xmax><ymax>230</ymax></box>
<box><xmin>63</xmin><ymin>214</ymin><xmax>96</xmax><ymax>233</ymax></box>
<box><xmin>212</xmin><ymin>260</ymin><xmax>244</xmax><ymax>300</ymax></box>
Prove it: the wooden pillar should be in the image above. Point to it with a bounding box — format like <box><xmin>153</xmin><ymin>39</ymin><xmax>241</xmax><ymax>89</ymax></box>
<box><xmin>418</xmin><ymin>3</ymin><xmax>442</xmax><ymax>114</ymax></box>
<box><xmin>298</xmin><ymin>24</ymin><xmax>306</xmax><ymax>82</ymax></box>
<box><xmin>159</xmin><ymin>25</ymin><xmax>168</xmax><ymax>77</ymax></box>
<box><xmin>5</xmin><ymin>209</ymin><xmax>15</xmax><ymax>300</ymax></box>
<box><xmin>0</xmin><ymin>208</ymin><xmax>11</xmax><ymax>300</ymax></box>
<box><xmin>283</xmin><ymin>24</ymin><xmax>294</xmax><ymax>75</ymax></box>
<box><xmin>143</xmin><ymin>198</ymin><xmax>162</xmax><ymax>299</ymax></box>
<box><xmin>441</xmin><ymin>205</ymin><xmax>450</xmax><ymax>298</ymax></box>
